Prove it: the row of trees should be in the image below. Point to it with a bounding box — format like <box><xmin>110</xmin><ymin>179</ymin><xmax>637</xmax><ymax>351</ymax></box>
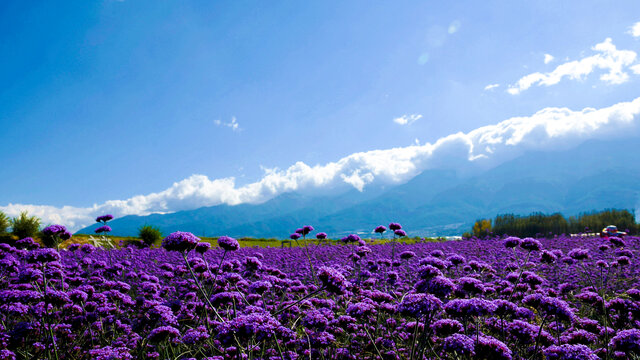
<box><xmin>469</xmin><ymin>209</ymin><xmax>638</xmax><ymax>238</ymax></box>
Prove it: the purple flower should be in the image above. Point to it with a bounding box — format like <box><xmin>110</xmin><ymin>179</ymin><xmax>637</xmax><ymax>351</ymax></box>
<box><xmin>447</xmin><ymin>254</ymin><xmax>466</xmax><ymax>266</ymax></box>
<box><xmin>290</xmin><ymin>233</ymin><xmax>301</xmax><ymax>240</ymax></box>
<box><xmin>217</xmin><ymin>236</ymin><xmax>239</xmax><ymax>251</ymax></box>
<box><xmin>504</xmin><ymin>237</ymin><xmax>521</xmax><ymax>248</ymax></box>
<box><xmin>302</xmin><ymin>309</ymin><xmax>329</xmax><ymax>330</ymax></box>
<box><xmin>442</xmin><ymin>334</ymin><xmax>475</xmax><ymax>357</ymax></box>
<box><xmin>475</xmin><ymin>336</ymin><xmax>512</xmax><ymax>360</ymax></box>
<box><xmin>610</xmin><ymin>329</ymin><xmax>640</xmax><ymax>354</ymax></box>
<box><xmin>444</xmin><ymin>298</ymin><xmax>496</xmax><ymax>318</ymax></box>
<box><xmin>318</xmin><ymin>266</ymin><xmax>348</xmax><ymax>294</ymax></box>
<box><xmin>346</xmin><ymin>301</ymin><xmax>377</xmax><ymax>319</ymax></box>
<box><xmin>430</xmin><ymin>250</ymin><xmax>445</xmax><ymax>258</ymax></box>
<box><xmin>374</xmin><ymin>225</ymin><xmax>387</xmax><ymax>234</ymax></box>
<box><xmin>431</xmin><ymin>319</ymin><xmax>463</xmax><ymax>337</ymax></box>
<box><xmin>79</xmin><ymin>243</ymin><xmax>96</xmax><ymax>254</ymax></box>
<box><xmin>568</xmin><ymin>248</ymin><xmax>590</xmax><ymax>261</ymax></box>
<box><xmin>342</xmin><ymin>234</ymin><xmax>361</xmax><ymax>244</ymax></box>
<box><xmin>302</xmin><ymin>225</ymin><xmax>314</xmax><ymax>235</ymax></box>
<box><xmin>195</xmin><ymin>242</ymin><xmax>211</xmax><ymax>254</ymax></box>
<box><xmin>533</xmin><ymin>296</ymin><xmax>575</xmax><ymax>322</ymax></box>
<box><xmin>182</xmin><ymin>326</ymin><xmax>210</xmax><ymax>345</ymax></box>
<box><xmin>95</xmin><ymin>225</ymin><xmax>112</xmax><ymax>234</ymax></box>
<box><xmin>42</xmin><ymin>224</ymin><xmax>66</xmax><ymax>237</ymax></box>
<box><xmin>26</xmin><ymin>248</ymin><xmax>61</xmax><ymax>263</ymax></box>
<box><xmin>161</xmin><ymin>231</ymin><xmax>201</xmax><ymax>252</ymax></box>
<box><xmin>544</xmin><ymin>344</ymin><xmax>599</xmax><ymax>360</ymax></box>
<box><xmin>416</xmin><ymin>276</ymin><xmax>455</xmax><ymax>298</ymax></box>
<box><xmin>216</xmin><ymin>312</ymin><xmax>289</xmax><ymax>344</ymax></box>
<box><xmin>520</xmin><ymin>238</ymin><xmax>542</xmax><ymax>251</ymax></box>
<box><xmin>540</xmin><ymin>250</ymin><xmax>557</xmax><ymax>264</ymax></box>
<box><xmin>96</xmin><ymin>214</ymin><xmax>114</xmax><ymax>223</ymax></box>
<box><xmin>609</xmin><ymin>236</ymin><xmax>625</xmax><ymax>248</ymax></box>
<box><xmin>616</xmin><ymin>256</ymin><xmax>631</xmax><ymax>266</ymax></box>
<box><xmin>506</xmin><ymin>320</ymin><xmax>544</xmax><ymax>345</ymax></box>
<box><xmin>389</xmin><ymin>223</ymin><xmax>402</xmax><ymax>231</ymax></box>
<box><xmin>394</xmin><ymin>229</ymin><xmax>407</xmax><ymax>237</ymax></box>
<box><xmin>398</xmin><ymin>293</ymin><xmax>442</xmax><ymax>318</ymax></box>
<box><xmin>399</xmin><ymin>251</ymin><xmax>416</xmax><ymax>260</ymax></box>
<box><xmin>147</xmin><ymin>326</ymin><xmax>180</xmax><ymax>343</ymax></box>
<box><xmin>88</xmin><ymin>346</ymin><xmax>132</xmax><ymax>360</ymax></box>
<box><xmin>316</xmin><ymin>232</ymin><xmax>327</xmax><ymax>240</ymax></box>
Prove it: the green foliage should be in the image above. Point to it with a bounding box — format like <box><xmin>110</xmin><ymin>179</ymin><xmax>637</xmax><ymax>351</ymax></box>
<box><xmin>472</xmin><ymin>218</ymin><xmax>492</xmax><ymax>238</ymax></box>
<box><xmin>0</xmin><ymin>211</ymin><xmax>9</xmax><ymax>234</ymax></box>
<box><xmin>10</xmin><ymin>211</ymin><xmax>41</xmax><ymax>239</ymax></box>
<box><xmin>138</xmin><ymin>225</ymin><xmax>163</xmax><ymax>247</ymax></box>
<box><xmin>0</xmin><ymin>234</ymin><xmax>17</xmax><ymax>245</ymax></box>
<box><xmin>487</xmin><ymin>209</ymin><xmax>637</xmax><ymax>237</ymax></box>
<box><xmin>568</xmin><ymin>209</ymin><xmax>637</xmax><ymax>234</ymax></box>
<box><xmin>40</xmin><ymin>232</ymin><xmax>61</xmax><ymax>248</ymax></box>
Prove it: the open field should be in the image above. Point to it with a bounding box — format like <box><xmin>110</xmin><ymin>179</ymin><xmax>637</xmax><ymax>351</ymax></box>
<box><xmin>65</xmin><ymin>233</ymin><xmax>443</xmax><ymax>249</ymax></box>
<box><xmin>0</xmin><ymin>233</ymin><xmax>638</xmax><ymax>359</ymax></box>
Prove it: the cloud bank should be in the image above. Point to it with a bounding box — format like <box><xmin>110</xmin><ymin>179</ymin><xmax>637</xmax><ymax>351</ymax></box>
<box><xmin>508</xmin><ymin>38</ymin><xmax>639</xmax><ymax>95</ymax></box>
<box><xmin>3</xmin><ymin>97</ymin><xmax>640</xmax><ymax>231</ymax></box>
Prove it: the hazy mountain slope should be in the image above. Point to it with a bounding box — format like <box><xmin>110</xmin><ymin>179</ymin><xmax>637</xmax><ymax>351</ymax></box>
<box><xmin>77</xmin><ymin>138</ymin><xmax>640</xmax><ymax>238</ymax></box>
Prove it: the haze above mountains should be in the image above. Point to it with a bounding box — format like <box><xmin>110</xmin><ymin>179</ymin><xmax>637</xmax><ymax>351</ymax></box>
<box><xmin>77</xmin><ymin>137</ymin><xmax>640</xmax><ymax>238</ymax></box>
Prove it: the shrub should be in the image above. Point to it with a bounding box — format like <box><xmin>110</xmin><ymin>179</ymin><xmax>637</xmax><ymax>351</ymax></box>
<box><xmin>139</xmin><ymin>225</ymin><xmax>163</xmax><ymax>247</ymax></box>
<box><xmin>0</xmin><ymin>211</ymin><xmax>9</xmax><ymax>234</ymax></box>
<box><xmin>10</xmin><ymin>211</ymin><xmax>41</xmax><ymax>239</ymax></box>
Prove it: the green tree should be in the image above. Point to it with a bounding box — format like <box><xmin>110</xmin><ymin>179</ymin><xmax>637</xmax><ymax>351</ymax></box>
<box><xmin>11</xmin><ymin>211</ymin><xmax>41</xmax><ymax>239</ymax></box>
<box><xmin>0</xmin><ymin>211</ymin><xmax>9</xmax><ymax>234</ymax></box>
<box><xmin>139</xmin><ymin>225</ymin><xmax>163</xmax><ymax>247</ymax></box>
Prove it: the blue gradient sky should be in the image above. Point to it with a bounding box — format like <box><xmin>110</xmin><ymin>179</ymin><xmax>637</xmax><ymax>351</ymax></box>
<box><xmin>1</xmin><ymin>1</ymin><xmax>640</xmax><ymax>225</ymax></box>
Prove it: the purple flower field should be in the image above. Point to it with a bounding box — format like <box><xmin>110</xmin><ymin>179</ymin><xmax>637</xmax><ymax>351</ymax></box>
<box><xmin>1</xmin><ymin>228</ymin><xmax>639</xmax><ymax>359</ymax></box>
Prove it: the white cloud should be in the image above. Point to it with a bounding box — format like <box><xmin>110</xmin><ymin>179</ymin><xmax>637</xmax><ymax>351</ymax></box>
<box><xmin>214</xmin><ymin>116</ymin><xmax>240</xmax><ymax>132</ymax></box>
<box><xmin>507</xmin><ymin>38</ymin><xmax>638</xmax><ymax>95</ymax></box>
<box><xmin>484</xmin><ymin>84</ymin><xmax>500</xmax><ymax>91</ymax></box>
<box><xmin>544</xmin><ymin>54</ymin><xmax>554</xmax><ymax>64</ymax></box>
<box><xmin>629</xmin><ymin>22</ymin><xmax>640</xmax><ymax>38</ymax></box>
<box><xmin>393</xmin><ymin>114</ymin><xmax>422</xmax><ymax>125</ymax></box>
<box><xmin>4</xmin><ymin>97</ymin><xmax>640</xmax><ymax>231</ymax></box>
<box><xmin>448</xmin><ymin>20</ymin><xmax>461</xmax><ymax>34</ymax></box>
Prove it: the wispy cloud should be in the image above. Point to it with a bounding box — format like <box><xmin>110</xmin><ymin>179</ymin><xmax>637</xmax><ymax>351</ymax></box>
<box><xmin>484</xmin><ymin>84</ymin><xmax>500</xmax><ymax>91</ymax></box>
<box><xmin>5</xmin><ymin>97</ymin><xmax>640</xmax><ymax>231</ymax></box>
<box><xmin>508</xmin><ymin>38</ymin><xmax>638</xmax><ymax>95</ymax></box>
<box><xmin>629</xmin><ymin>22</ymin><xmax>640</xmax><ymax>38</ymax></box>
<box><xmin>544</xmin><ymin>54</ymin><xmax>554</xmax><ymax>64</ymax></box>
<box><xmin>393</xmin><ymin>114</ymin><xmax>422</xmax><ymax>126</ymax></box>
<box><xmin>214</xmin><ymin>116</ymin><xmax>240</xmax><ymax>132</ymax></box>
<box><xmin>448</xmin><ymin>20</ymin><xmax>461</xmax><ymax>34</ymax></box>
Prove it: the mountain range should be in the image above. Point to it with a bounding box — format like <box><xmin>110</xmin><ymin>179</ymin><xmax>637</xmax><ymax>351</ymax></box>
<box><xmin>77</xmin><ymin>138</ymin><xmax>640</xmax><ymax>238</ymax></box>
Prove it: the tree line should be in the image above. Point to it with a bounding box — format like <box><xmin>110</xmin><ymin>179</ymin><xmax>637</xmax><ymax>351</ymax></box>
<box><xmin>468</xmin><ymin>209</ymin><xmax>638</xmax><ymax>238</ymax></box>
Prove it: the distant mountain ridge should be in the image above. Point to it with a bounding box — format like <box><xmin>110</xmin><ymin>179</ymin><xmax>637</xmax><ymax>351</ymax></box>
<box><xmin>77</xmin><ymin>138</ymin><xmax>640</xmax><ymax>238</ymax></box>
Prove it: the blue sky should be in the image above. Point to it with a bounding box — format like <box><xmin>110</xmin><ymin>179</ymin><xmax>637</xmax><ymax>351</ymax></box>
<box><xmin>2</xmin><ymin>1</ymin><xmax>640</xmax><ymax>229</ymax></box>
